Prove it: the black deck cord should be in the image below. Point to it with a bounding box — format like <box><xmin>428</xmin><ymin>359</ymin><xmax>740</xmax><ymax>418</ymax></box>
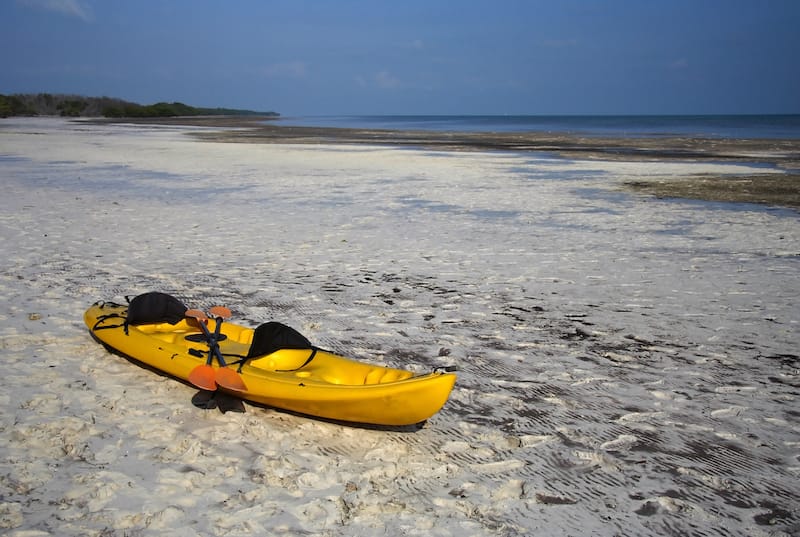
<box><xmin>92</xmin><ymin>313</ymin><xmax>126</xmax><ymax>331</ymax></box>
<box><xmin>121</xmin><ymin>295</ymin><xmax>136</xmax><ymax>334</ymax></box>
<box><xmin>89</xmin><ymin>300</ymin><xmax>131</xmax><ymax>332</ymax></box>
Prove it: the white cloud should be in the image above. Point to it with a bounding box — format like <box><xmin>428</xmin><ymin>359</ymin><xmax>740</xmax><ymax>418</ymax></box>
<box><xmin>261</xmin><ymin>61</ymin><xmax>308</xmax><ymax>79</ymax></box>
<box><xmin>670</xmin><ymin>58</ymin><xmax>689</xmax><ymax>70</ymax></box>
<box><xmin>18</xmin><ymin>0</ymin><xmax>94</xmax><ymax>22</ymax></box>
<box><xmin>353</xmin><ymin>71</ymin><xmax>401</xmax><ymax>90</ymax></box>
<box><xmin>375</xmin><ymin>70</ymin><xmax>400</xmax><ymax>89</ymax></box>
<box><xmin>542</xmin><ymin>38</ymin><xmax>578</xmax><ymax>48</ymax></box>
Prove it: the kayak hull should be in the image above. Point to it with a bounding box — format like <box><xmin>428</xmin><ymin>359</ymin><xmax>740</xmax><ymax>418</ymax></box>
<box><xmin>84</xmin><ymin>302</ymin><xmax>456</xmax><ymax>426</ymax></box>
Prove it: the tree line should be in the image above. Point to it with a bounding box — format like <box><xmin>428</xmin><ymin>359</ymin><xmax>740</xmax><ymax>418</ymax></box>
<box><xmin>0</xmin><ymin>93</ymin><xmax>278</xmax><ymax>118</ymax></box>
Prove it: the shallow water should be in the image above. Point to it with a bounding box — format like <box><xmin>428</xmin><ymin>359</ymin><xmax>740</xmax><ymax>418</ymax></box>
<box><xmin>272</xmin><ymin>114</ymin><xmax>800</xmax><ymax>139</ymax></box>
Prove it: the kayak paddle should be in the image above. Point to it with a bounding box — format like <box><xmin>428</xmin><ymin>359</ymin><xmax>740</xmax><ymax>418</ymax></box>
<box><xmin>186</xmin><ymin>308</ymin><xmax>247</xmax><ymax>392</ymax></box>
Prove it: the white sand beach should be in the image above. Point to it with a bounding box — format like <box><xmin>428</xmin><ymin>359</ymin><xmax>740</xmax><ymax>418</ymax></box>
<box><xmin>1</xmin><ymin>118</ymin><xmax>798</xmax><ymax>536</ymax></box>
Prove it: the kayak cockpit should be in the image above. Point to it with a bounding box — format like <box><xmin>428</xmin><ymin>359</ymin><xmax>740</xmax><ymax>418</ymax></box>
<box><xmin>246</xmin><ymin>349</ymin><xmax>415</xmax><ymax>386</ymax></box>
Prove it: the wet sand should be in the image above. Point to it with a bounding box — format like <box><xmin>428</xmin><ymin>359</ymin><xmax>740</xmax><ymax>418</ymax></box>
<box><xmin>98</xmin><ymin>115</ymin><xmax>800</xmax><ymax>209</ymax></box>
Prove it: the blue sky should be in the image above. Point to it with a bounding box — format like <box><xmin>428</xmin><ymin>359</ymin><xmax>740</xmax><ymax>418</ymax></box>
<box><xmin>2</xmin><ymin>0</ymin><xmax>799</xmax><ymax>116</ymax></box>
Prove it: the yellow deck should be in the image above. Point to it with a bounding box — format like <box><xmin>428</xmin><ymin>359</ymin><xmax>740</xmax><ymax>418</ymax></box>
<box><xmin>84</xmin><ymin>302</ymin><xmax>456</xmax><ymax>426</ymax></box>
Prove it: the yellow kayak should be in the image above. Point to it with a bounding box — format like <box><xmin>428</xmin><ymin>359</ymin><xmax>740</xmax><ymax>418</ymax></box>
<box><xmin>84</xmin><ymin>295</ymin><xmax>456</xmax><ymax>426</ymax></box>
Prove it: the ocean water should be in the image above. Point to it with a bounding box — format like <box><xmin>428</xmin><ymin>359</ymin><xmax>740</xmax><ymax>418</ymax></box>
<box><xmin>272</xmin><ymin>114</ymin><xmax>800</xmax><ymax>139</ymax></box>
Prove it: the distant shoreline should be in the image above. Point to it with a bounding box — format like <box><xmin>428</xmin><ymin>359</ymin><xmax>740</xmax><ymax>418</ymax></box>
<box><xmin>92</xmin><ymin>115</ymin><xmax>800</xmax><ymax>209</ymax></box>
<box><xmin>92</xmin><ymin>115</ymin><xmax>800</xmax><ymax>164</ymax></box>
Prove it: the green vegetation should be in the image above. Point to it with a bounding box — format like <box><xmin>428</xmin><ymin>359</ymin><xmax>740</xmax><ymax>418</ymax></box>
<box><xmin>0</xmin><ymin>94</ymin><xmax>37</xmax><ymax>117</ymax></box>
<box><xmin>0</xmin><ymin>93</ymin><xmax>278</xmax><ymax>118</ymax></box>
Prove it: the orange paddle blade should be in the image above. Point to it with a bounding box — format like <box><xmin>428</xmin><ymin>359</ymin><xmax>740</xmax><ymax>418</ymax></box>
<box><xmin>185</xmin><ymin>309</ymin><xmax>208</xmax><ymax>322</ymax></box>
<box><xmin>215</xmin><ymin>368</ymin><xmax>247</xmax><ymax>392</ymax></box>
<box><xmin>209</xmin><ymin>306</ymin><xmax>232</xmax><ymax>319</ymax></box>
<box><xmin>188</xmin><ymin>364</ymin><xmax>217</xmax><ymax>391</ymax></box>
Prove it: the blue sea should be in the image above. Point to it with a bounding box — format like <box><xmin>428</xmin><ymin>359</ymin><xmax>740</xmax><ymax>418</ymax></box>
<box><xmin>272</xmin><ymin>114</ymin><xmax>800</xmax><ymax>140</ymax></box>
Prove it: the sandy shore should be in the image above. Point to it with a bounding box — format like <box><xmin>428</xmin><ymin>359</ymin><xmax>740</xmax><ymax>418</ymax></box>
<box><xmin>1</xmin><ymin>117</ymin><xmax>799</xmax><ymax>536</ymax></box>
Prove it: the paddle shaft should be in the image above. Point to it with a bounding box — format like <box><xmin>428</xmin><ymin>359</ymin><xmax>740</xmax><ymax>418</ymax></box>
<box><xmin>186</xmin><ymin>308</ymin><xmax>246</xmax><ymax>392</ymax></box>
<box><xmin>190</xmin><ymin>312</ymin><xmax>228</xmax><ymax>366</ymax></box>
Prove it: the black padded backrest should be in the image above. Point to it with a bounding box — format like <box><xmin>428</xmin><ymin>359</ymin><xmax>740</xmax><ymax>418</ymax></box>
<box><xmin>126</xmin><ymin>292</ymin><xmax>187</xmax><ymax>326</ymax></box>
<box><xmin>247</xmin><ymin>321</ymin><xmax>311</xmax><ymax>358</ymax></box>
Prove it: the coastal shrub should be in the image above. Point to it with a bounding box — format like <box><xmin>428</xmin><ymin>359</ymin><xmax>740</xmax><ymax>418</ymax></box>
<box><xmin>57</xmin><ymin>98</ymin><xmax>88</xmax><ymax>117</ymax></box>
<box><xmin>0</xmin><ymin>95</ymin><xmax>10</xmax><ymax>117</ymax></box>
<box><xmin>1</xmin><ymin>93</ymin><xmax>278</xmax><ymax>118</ymax></box>
<box><xmin>0</xmin><ymin>94</ymin><xmax>37</xmax><ymax>117</ymax></box>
